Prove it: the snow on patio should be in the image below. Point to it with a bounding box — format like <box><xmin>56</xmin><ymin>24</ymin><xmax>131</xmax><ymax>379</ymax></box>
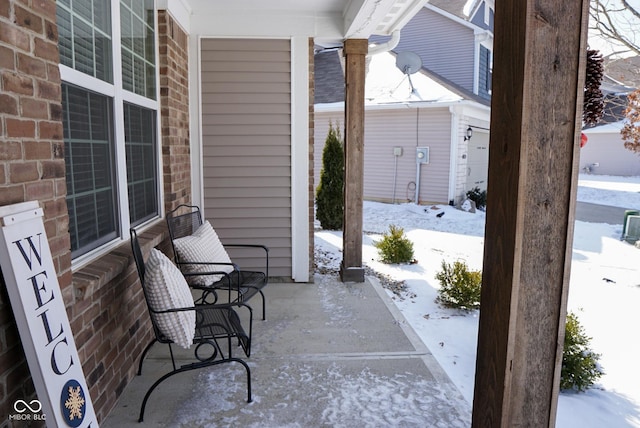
<box><xmin>316</xmin><ymin>174</ymin><xmax>640</xmax><ymax>427</ymax></box>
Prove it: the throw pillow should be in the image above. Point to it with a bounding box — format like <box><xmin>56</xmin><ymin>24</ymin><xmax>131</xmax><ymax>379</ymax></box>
<box><xmin>144</xmin><ymin>248</ymin><xmax>196</xmax><ymax>348</ymax></box>
<box><xmin>172</xmin><ymin>221</ymin><xmax>234</xmax><ymax>285</ymax></box>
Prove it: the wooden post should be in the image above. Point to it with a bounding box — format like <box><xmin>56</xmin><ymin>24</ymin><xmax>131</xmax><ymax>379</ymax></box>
<box><xmin>472</xmin><ymin>1</ymin><xmax>589</xmax><ymax>427</ymax></box>
<box><xmin>340</xmin><ymin>39</ymin><xmax>368</xmax><ymax>283</ymax></box>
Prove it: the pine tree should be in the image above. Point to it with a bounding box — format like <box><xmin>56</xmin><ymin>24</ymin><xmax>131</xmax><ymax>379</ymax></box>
<box><xmin>316</xmin><ymin>123</ymin><xmax>344</xmax><ymax>230</ymax></box>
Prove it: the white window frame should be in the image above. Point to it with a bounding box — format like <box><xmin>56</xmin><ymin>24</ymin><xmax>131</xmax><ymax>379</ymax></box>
<box><xmin>60</xmin><ymin>0</ymin><xmax>163</xmax><ymax>269</ymax></box>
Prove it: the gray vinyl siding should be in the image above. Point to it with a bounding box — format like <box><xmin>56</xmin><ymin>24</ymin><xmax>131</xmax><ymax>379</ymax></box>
<box><xmin>373</xmin><ymin>8</ymin><xmax>476</xmax><ymax>93</ymax></box>
<box><xmin>580</xmin><ymin>130</ymin><xmax>640</xmax><ymax>176</ymax></box>
<box><xmin>315</xmin><ymin>107</ymin><xmax>452</xmax><ymax>205</ymax></box>
<box><xmin>200</xmin><ymin>38</ymin><xmax>292</xmax><ymax>278</ymax></box>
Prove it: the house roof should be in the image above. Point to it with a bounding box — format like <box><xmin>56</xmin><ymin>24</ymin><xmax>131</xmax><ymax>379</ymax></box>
<box><xmin>604</xmin><ymin>55</ymin><xmax>640</xmax><ymax>88</ymax></box>
<box><xmin>314</xmin><ymin>49</ymin><xmax>489</xmax><ymax>107</ymax></box>
<box><xmin>429</xmin><ymin>0</ymin><xmax>475</xmax><ymax>20</ymax></box>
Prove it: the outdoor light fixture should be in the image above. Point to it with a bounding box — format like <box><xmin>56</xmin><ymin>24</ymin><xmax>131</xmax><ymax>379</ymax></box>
<box><xmin>464</xmin><ymin>126</ymin><xmax>473</xmax><ymax>141</ymax></box>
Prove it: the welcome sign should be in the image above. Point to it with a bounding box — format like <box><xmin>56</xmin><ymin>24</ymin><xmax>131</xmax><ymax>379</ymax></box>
<box><xmin>0</xmin><ymin>201</ymin><xmax>97</xmax><ymax>427</ymax></box>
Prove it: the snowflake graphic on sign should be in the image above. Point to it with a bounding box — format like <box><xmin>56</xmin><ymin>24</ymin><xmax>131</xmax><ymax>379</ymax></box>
<box><xmin>60</xmin><ymin>379</ymin><xmax>86</xmax><ymax>427</ymax></box>
<box><xmin>65</xmin><ymin>386</ymin><xmax>85</xmax><ymax>420</ymax></box>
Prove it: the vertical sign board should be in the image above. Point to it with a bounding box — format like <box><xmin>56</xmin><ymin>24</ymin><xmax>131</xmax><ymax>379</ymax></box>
<box><xmin>0</xmin><ymin>201</ymin><xmax>98</xmax><ymax>427</ymax></box>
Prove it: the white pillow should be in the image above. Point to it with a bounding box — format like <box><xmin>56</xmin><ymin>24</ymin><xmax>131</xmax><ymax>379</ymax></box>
<box><xmin>172</xmin><ymin>221</ymin><xmax>234</xmax><ymax>285</ymax></box>
<box><xmin>144</xmin><ymin>248</ymin><xmax>196</xmax><ymax>349</ymax></box>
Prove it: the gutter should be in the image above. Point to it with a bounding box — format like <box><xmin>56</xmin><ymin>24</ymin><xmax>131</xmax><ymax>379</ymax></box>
<box><xmin>368</xmin><ymin>30</ymin><xmax>401</xmax><ymax>56</ymax></box>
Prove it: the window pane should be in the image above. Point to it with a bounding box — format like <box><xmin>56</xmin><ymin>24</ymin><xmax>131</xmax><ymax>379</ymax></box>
<box><xmin>120</xmin><ymin>0</ymin><xmax>156</xmax><ymax>99</ymax></box>
<box><xmin>62</xmin><ymin>84</ymin><xmax>118</xmax><ymax>257</ymax></box>
<box><xmin>56</xmin><ymin>0</ymin><xmax>113</xmax><ymax>83</ymax></box>
<box><xmin>124</xmin><ymin>103</ymin><xmax>157</xmax><ymax>225</ymax></box>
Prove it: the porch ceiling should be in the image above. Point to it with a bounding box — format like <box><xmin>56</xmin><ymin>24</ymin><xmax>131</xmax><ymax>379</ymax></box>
<box><xmin>185</xmin><ymin>0</ymin><xmax>429</xmax><ymax>44</ymax></box>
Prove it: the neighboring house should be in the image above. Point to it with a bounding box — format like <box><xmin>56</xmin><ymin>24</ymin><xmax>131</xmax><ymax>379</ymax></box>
<box><xmin>314</xmin><ymin>50</ymin><xmax>490</xmax><ymax>205</ymax></box>
<box><xmin>371</xmin><ymin>0</ymin><xmax>495</xmax><ymax>102</ymax></box>
<box><xmin>580</xmin><ymin>68</ymin><xmax>640</xmax><ymax>176</ymax></box>
<box><xmin>314</xmin><ymin>1</ymin><xmax>495</xmax><ymax>205</ymax></box>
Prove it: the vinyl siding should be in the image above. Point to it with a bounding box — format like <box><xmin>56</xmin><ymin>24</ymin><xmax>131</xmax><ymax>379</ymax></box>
<box><xmin>200</xmin><ymin>38</ymin><xmax>292</xmax><ymax>277</ymax></box>
<box><xmin>315</xmin><ymin>107</ymin><xmax>452</xmax><ymax>205</ymax></box>
<box><xmin>580</xmin><ymin>130</ymin><xmax>640</xmax><ymax>176</ymax></box>
<box><xmin>372</xmin><ymin>8</ymin><xmax>476</xmax><ymax>93</ymax></box>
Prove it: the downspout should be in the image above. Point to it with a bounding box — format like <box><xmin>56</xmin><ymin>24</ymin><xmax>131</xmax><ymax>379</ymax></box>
<box><xmin>367</xmin><ymin>30</ymin><xmax>401</xmax><ymax>56</ymax></box>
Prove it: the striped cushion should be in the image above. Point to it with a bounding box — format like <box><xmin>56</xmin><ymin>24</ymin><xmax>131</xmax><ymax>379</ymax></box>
<box><xmin>173</xmin><ymin>221</ymin><xmax>234</xmax><ymax>285</ymax></box>
<box><xmin>144</xmin><ymin>249</ymin><xmax>195</xmax><ymax>348</ymax></box>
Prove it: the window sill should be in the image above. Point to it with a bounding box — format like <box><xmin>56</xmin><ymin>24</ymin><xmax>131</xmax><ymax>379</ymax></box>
<box><xmin>72</xmin><ymin>220</ymin><xmax>168</xmax><ymax>301</ymax></box>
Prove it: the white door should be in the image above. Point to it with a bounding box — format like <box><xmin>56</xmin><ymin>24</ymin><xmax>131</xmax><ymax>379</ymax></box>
<box><xmin>466</xmin><ymin>131</ymin><xmax>489</xmax><ymax>190</ymax></box>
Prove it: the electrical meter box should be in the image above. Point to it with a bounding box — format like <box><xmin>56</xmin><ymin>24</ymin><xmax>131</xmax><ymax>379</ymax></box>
<box><xmin>416</xmin><ymin>147</ymin><xmax>429</xmax><ymax>164</ymax></box>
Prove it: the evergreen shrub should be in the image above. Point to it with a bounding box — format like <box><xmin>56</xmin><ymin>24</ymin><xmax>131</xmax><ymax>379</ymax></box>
<box><xmin>561</xmin><ymin>312</ymin><xmax>604</xmax><ymax>392</ymax></box>
<box><xmin>315</xmin><ymin>123</ymin><xmax>344</xmax><ymax>230</ymax></box>
<box><xmin>466</xmin><ymin>187</ymin><xmax>487</xmax><ymax>210</ymax></box>
<box><xmin>374</xmin><ymin>225</ymin><xmax>415</xmax><ymax>264</ymax></box>
<box><xmin>435</xmin><ymin>260</ymin><xmax>482</xmax><ymax>310</ymax></box>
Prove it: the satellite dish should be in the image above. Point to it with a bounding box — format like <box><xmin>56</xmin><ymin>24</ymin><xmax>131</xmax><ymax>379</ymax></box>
<box><xmin>395</xmin><ymin>51</ymin><xmax>423</xmax><ymax>75</ymax></box>
<box><xmin>394</xmin><ymin>51</ymin><xmax>423</xmax><ymax>100</ymax></box>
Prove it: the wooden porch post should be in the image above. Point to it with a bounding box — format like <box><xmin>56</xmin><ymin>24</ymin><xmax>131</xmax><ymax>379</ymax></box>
<box><xmin>340</xmin><ymin>39</ymin><xmax>368</xmax><ymax>283</ymax></box>
<box><xmin>472</xmin><ymin>1</ymin><xmax>589</xmax><ymax>427</ymax></box>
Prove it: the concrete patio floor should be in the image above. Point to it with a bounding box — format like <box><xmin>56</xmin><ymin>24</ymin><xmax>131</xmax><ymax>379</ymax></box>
<box><xmin>102</xmin><ymin>274</ymin><xmax>471</xmax><ymax>427</ymax></box>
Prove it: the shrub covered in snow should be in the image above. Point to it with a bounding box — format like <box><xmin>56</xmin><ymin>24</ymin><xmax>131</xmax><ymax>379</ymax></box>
<box><xmin>561</xmin><ymin>312</ymin><xmax>604</xmax><ymax>392</ymax></box>
<box><xmin>435</xmin><ymin>260</ymin><xmax>482</xmax><ymax>310</ymax></box>
<box><xmin>466</xmin><ymin>187</ymin><xmax>487</xmax><ymax>210</ymax></box>
<box><xmin>374</xmin><ymin>225</ymin><xmax>415</xmax><ymax>264</ymax></box>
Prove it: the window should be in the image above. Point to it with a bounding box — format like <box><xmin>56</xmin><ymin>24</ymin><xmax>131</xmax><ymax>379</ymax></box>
<box><xmin>124</xmin><ymin>103</ymin><xmax>157</xmax><ymax>225</ymax></box>
<box><xmin>58</xmin><ymin>0</ymin><xmax>159</xmax><ymax>259</ymax></box>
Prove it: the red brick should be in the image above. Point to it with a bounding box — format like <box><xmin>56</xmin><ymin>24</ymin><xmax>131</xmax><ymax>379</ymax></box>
<box><xmin>0</xmin><ymin>164</ymin><xmax>5</xmax><ymax>185</ymax></box>
<box><xmin>32</xmin><ymin>0</ymin><xmax>57</xmax><ymax>20</ymax></box>
<box><xmin>25</xmin><ymin>180</ymin><xmax>54</xmax><ymax>200</ymax></box>
<box><xmin>15</xmin><ymin>5</ymin><xmax>44</xmax><ymax>35</ymax></box>
<box><xmin>2</xmin><ymin>71</ymin><xmax>34</xmax><ymax>95</ymax></box>
<box><xmin>50</xmin><ymin>102</ymin><xmax>62</xmax><ymax>121</ymax></box>
<box><xmin>37</xmin><ymin>78</ymin><xmax>61</xmax><ymax>101</ymax></box>
<box><xmin>24</xmin><ymin>140</ymin><xmax>52</xmax><ymax>159</ymax></box>
<box><xmin>0</xmin><ymin>0</ymin><xmax>9</xmax><ymax>18</ymax></box>
<box><xmin>0</xmin><ymin>93</ymin><xmax>18</xmax><ymax>114</ymax></box>
<box><xmin>0</xmin><ymin>44</ymin><xmax>14</xmax><ymax>70</ymax></box>
<box><xmin>34</xmin><ymin>36</ymin><xmax>59</xmax><ymax>62</ymax></box>
<box><xmin>6</xmin><ymin>118</ymin><xmax>36</xmax><ymax>138</ymax></box>
<box><xmin>41</xmin><ymin>159</ymin><xmax>64</xmax><ymax>178</ymax></box>
<box><xmin>48</xmin><ymin>234</ymin><xmax>71</xmax><ymax>258</ymax></box>
<box><xmin>44</xmin><ymin>18</ymin><xmax>57</xmax><ymax>42</ymax></box>
<box><xmin>39</xmin><ymin>120</ymin><xmax>62</xmax><ymax>139</ymax></box>
<box><xmin>9</xmin><ymin>161</ymin><xmax>39</xmax><ymax>183</ymax></box>
<box><xmin>17</xmin><ymin>53</ymin><xmax>47</xmax><ymax>78</ymax></box>
<box><xmin>0</xmin><ymin>19</ymin><xmax>30</xmax><ymax>51</ymax></box>
<box><xmin>0</xmin><ymin>184</ymin><xmax>25</xmax><ymax>204</ymax></box>
<box><xmin>55</xmin><ymin>177</ymin><xmax>67</xmax><ymax>196</ymax></box>
<box><xmin>47</xmin><ymin>62</ymin><xmax>60</xmax><ymax>82</ymax></box>
<box><xmin>20</xmin><ymin>97</ymin><xmax>49</xmax><ymax>119</ymax></box>
<box><xmin>43</xmin><ymin>194</ymin><xmax>67</xmax><ymax>216</ymax></box>
<box><xmin>0</xmin><ymin>141</ymin><xmax>22</xmax><ymax>161</ymax></box>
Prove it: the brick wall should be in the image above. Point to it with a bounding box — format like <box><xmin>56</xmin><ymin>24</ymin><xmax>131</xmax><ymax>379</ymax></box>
<box><xmin>158</xmin><ymin>11</ymin><xmax>191</xmax><ymax>213</ymax></box>
<box><xmin>0</xmin><ymin>2</ymin><xmax>191</xmax><ymax>425</ymax></box>
<box><xmin>308</xmin><ymin>37</ymin><xmax>315</xmax><ymax>280</ymax></box>
<box><xmin>0</xmin><ymin>0</ymin><xmax>70</xmax><ymax>425</ymax></box>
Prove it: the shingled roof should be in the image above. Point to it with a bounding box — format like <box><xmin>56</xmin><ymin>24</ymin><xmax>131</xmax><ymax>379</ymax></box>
<box><xmin>314</xmin><ymin>49</ymin><xmax>345</xmax><ymax>104</ymax></box>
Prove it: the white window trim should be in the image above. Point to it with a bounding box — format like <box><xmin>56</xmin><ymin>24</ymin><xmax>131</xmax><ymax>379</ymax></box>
<box><xmin>61</xmin><ymin>0</ymin><xmax>163</xmax><ymax>269</ymax></box>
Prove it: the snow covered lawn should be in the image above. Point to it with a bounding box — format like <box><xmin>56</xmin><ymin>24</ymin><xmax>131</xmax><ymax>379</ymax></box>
<box><xmin>315</xmin><ymin>174</ymin><xmax>640</xmax><ymax>427</ymax></box>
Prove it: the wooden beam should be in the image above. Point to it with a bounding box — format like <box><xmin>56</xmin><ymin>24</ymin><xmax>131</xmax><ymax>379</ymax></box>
<box><xmin>340</xmin><ymin>39</ymin><xmax>368</xmax><ymax>283</ymax></box>
<box><xmin>472</xmin><ymin>1</ymin><xmax>589</xmax><ymax>426</ymax></box>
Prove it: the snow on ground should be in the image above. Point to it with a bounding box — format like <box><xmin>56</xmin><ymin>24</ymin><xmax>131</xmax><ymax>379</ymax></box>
<box><xmin>315</xmin><ymin>174</ymin><xmax>640</xmax><ymax>427</ymax></box>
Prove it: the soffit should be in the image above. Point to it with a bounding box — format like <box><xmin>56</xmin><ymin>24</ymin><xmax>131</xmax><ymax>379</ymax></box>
<box><xmin>185</xmin><ymin>0</ymin><xmax>429</xmax><ymax>43</ymax></box>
